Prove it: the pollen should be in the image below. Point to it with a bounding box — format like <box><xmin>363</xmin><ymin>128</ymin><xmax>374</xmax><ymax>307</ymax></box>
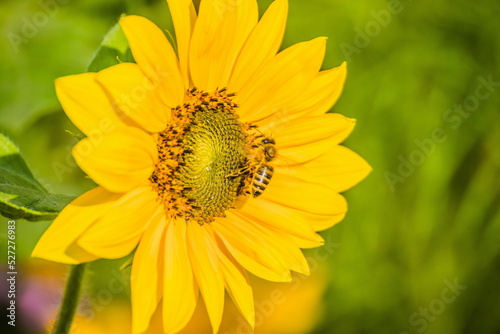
<box><xmin>150</xmin><ymin>88</ymin><xmax>250</xmax><ymax>224</ymax></box>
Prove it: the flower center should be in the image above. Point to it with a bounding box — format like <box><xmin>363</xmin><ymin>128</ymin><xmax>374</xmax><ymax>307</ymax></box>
<box><xmin>151</xmin><ymin>88</ymin><xmax>251</xmax><ymax>224</ymax></box>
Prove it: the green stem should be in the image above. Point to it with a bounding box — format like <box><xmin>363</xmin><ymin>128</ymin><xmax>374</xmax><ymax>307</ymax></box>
<box><xmin>52</xmin><ymin>264</ymin><xmax>86</xmax><ymax>334</ymax></box>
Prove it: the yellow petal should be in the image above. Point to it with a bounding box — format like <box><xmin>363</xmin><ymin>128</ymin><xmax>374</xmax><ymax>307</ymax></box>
<box><xmin>259</xmin><ymin>175</ymin><xmax>347</xmax><ymax>232</ymax></box>
<box><xmin>275</xmin><ymin>114</ymin><xmax>356</xmax><ymax>164</ymax></box>
<box><xmin>239</xmin><ymin>197</ymin><xmax>324</xmax><ymax>247</ymax></box>
<box><xmin>55</xmin><ymin>73</ymin><xmax>126</xmax><ymax>137</ymax></box>
<box><xmin>120</xmin><ymin>15</ymin><xmax>184</xmax><ymax>108</ymax></box>
<box><xmin>282</xmin><ymin>62</ymin><xmax>347</xmax><ymax>119</ymax></box>
<box><xmin>232</xmin><ymin>210</ymin><xmax>310</xmax><ymax>275</ymax></box>
<box><xmin>236</xmin><ymin>37</ymin><xmax>326</xmax><ymax>123</ymax></box>
<box><xmin>77</xmin><ymin>186</ymin><xmax>161</xmax><ymax>259</ymax></box>
<box><xmin>187</xmin><ymin>224</ymin><xmax>224</xmax><ymax>334</ymax></box>
<box><xmin>96</xmin><ymin>63</ymin><xmax>168</xmax><ymax>133</ymax></box>
<box><xmin>131</xmin><ymin>216</ymin><xmax>167</xmax><ymax>334</ymax></box>
<box><xmin>32</xmin><ymin>187</ymin><xmax>121</xmax><ymax>264</ymax></box>
<box><xmin>65</xmin><ymin>243</ymin><xmax>99</xmax><ymax>263</ymax></box>
<box><xmin>279</xmin><ymin>145</ymin><xmax>372</xmax><ymax>193</ymax></box>
<box><xmin>250</xmin><ymin>213</ymin><xmax>310</xmax><ymax>274</ymax></box>
<box><xmin>209</xmin><ymin>218</ymin><xmax>289</xmax><ymax>282</ymax></box>
<box><xmin>163</xmin><ymin>220</ymin><xmax>198</xmax><ymax>333</ymax></box>
<box><xmin>277</xmin><ymin>137</ymin><xmax>334</xmax><ymax>165</ymax></box>
<box><xmin>165</xmin><ymin>0</ymin><xmax>197</xmax><ymax>88</ymax></box>
<box><xmin>73</xmin><ymin>126</ymin><xmax>156</xmax><ymax>193</ymax></box>
<box><xmin>275</xmin><ymin>113</ymin><xmax>355</xmax><ymax>149</ymax></box>
<box><xmin>309</xmin><ymin>211</ymin><xmax>346</xmax><ymax>232</ymax></box>
<box><xmin>213</xmin><ymin>243</ymin><xmax>255</xmax><ymax>329</ymax></box>
<box><xmin>261</xmin><ymin>172</ymin><xmax>347</xmax><ymax>216</ymax></box>
<box><xmin>211</xmin><ymin>210</ymin><xmax>308</xmax><ymax>281</ymax></box>
<box><xmin>189</xmin><ymin>0</ymin><xmax>258</xmax><ymax>91</ymax></box>
<box><xmin>229</xmin><ymin>0</ymin><xmax>288</xmax><ymax>91</ymax></box>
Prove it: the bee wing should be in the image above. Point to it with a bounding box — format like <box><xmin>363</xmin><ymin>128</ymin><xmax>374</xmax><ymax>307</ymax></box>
<box><xmin>274</xmin><ymin>153</ymin><xmax>301</xmax><ymax>168</ymax></box>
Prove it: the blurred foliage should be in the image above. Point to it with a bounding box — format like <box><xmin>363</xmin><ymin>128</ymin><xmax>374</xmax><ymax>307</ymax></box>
<box><xmin>1</xmin><ymin>0</ymin><xmax>499</xmax><ymax>333</ymax></box>
<box><xmin>0</xmin><ymin>134</ymin><xmax>74</xmax><ymax>221</ymax></box>
<box><xmin>86</xmin><ymin>21</ymin><xmax>134</xmax><ymax>73</ymax></box>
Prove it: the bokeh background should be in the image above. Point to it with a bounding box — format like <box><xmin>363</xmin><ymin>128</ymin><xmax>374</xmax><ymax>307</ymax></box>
<box><xmin>1</xmin><ymin>0</ymin><xmax>500</xmax><ymax>333</ymax></box>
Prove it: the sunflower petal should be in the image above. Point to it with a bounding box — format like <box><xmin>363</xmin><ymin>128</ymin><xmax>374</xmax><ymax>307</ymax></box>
<box><xmin>276</xmin><ymin>114</ymin><xmax>355</xmax><ymax>164</ymax></box>
<box><xmin>275</xmin><ymin>113</ymin><xmax>355</xmax><ymax>149</ymax></box>
<box><xmin>309</xmin><ymin>212</ymin><xmax>347</xmax><ymax>232</ymax></box>
<box><xmin>131</xmin><ymin>216</ymin><xmax>166</xmax><ymax>334</ymax></box>
<box><xmin>96</xmin><ymin>62</ymin><xmax>168</xmax><ymax>133</ymax></box>
<box><xmin>236</xmin><ymin>37</ymin><xmax>326</xmax><ymax>122</ymax></box>
<box><xmin>120</xmin><ymin>15</ymin><xmax>184</xmax><ymax>108</ymax></box>
<box><xmin>31</xmin><ymin>187</ymin><xmax>121</xmax><ymax>264</ymax></box>
<box><xmin>260</xmin><ymin>172</ymin><xmax>348</xmax><ymax>216</ymax></box>
<box><xmin>240</xmin><ymin>197</ymin><xmax>324</xmax><ymax>247</ymax></box>
<box><xmin>189</xmin><ymin>0</ymin><xmax>258</xmax><ymax>91</ymax></box>
<box><xmin>165</xmin><ymin>0</ymin><xmax>197</xmax><ymax>88</ymax></box>
<box><xmin>187</xmin><ymin>224</ymin><xmax>225</xmax><ymax>334</ymax></box>
<box><xmin>73</xmin><ymin>126</ymin><xmax>156</xmax><ymax>193</ymax></box>
<box><xmin>214</xmin><ymin>243</ymin><xmax>255</xmax><ymax>329</ymax></box>
<box><xmin>65</xmin><ymin>243</ymin><xmax>100</xmax><ymax>263</ymax></box>
<box><xmin>282</xmin><ymin>62</ymin><xmax>347</xmax><ymax>119</ymax></box>
<box><xmin>229</xmin><ymin>0</ymin><xmax>288</xmax><ymax>91</ymax></box>
<box><xmin>231</xmin><ymin>211</ymin><xmax>310</xmax><ymax>275</ymax></box>
<box><xmin>162</xmin><ymin>220</ymin><xmax>198</xmax><ymax>333</ymax></box>
<box><xmin>211</xmin><ymin>210</ymin><xmax>308</xmax><ymax>281</ymax></box>
<box><xmin>209</xmin><ymin>218</ymin><xmax>289</xmax><ymax>282</ymax></box>
<box><xmin>77</xmin><ymin>186</ymin><xmax>161</xmax><ymax>259</ymax></box>
<box><xmin>279</xmin><ymin>145</ymin><xmax>372</xmax><ymax>193</ymax></box>
<box><xmin>55</xmin><ymin>73</ymin><xmax>125</xmax><ymax>137</ymax></box>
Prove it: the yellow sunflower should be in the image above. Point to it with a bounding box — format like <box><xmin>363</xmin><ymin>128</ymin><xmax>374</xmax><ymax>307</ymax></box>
<box><xmin>33</xmin><ymin>0</ymin><xmax>371</xmax><ymax>333</ymax></box>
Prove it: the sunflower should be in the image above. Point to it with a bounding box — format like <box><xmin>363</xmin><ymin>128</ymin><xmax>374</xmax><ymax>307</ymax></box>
<box><xmin>33</xmin><ymin>0</ymin><xmax>371</xmax><ymax>333</ymax></box>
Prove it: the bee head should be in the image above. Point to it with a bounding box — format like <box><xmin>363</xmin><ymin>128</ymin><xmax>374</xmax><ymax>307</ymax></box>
<box><xmin>261</xmin><ymin>138</ymin><xmax>275</xmax><ymax>145</ymax></box>
<box><xmin>264</xmin><ymin>145</ymin><xmax>276</xmax><ymax>161</ymax></box>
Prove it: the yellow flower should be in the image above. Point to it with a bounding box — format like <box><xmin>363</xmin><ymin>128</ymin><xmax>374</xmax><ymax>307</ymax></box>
<box><xmin>33</xmin><ymin>0</ymin><xmax>371</xmax><ymax>333</ymax></box>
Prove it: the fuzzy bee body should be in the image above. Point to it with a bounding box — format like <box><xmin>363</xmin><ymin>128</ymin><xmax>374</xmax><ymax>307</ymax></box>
<box><xmin>251</xmin><ymin>163</ymin><xmax>274</xmax><ymax>197</ymax></box>
<box><xmin>250</xmin><ymin>137</ymin><xmax>277</xmax><ymax>197</ymax></box>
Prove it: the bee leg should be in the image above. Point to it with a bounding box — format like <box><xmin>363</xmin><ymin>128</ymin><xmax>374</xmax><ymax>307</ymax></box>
<box><xmin>242</xmin><ymin>122</ymin><xmax>258</xmax><ymax>131</ymax></box>
<box><xmin>226</xmin><ymin>166</ymin><xmax>250</xmax><ymax>178</ymax></box>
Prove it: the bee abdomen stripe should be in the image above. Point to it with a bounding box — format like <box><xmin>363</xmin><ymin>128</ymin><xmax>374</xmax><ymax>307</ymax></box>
<box><xmin>254</xmin><ymin>183</ymin><xmax>266</xmax><ymax>191</ymax></box>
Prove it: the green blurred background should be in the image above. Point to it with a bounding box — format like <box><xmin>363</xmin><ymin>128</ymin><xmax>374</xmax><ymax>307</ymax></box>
<box><xmin>1</xmin><ymin>0</ymin><xmax>500</xmax><ymax>333</ymax></box>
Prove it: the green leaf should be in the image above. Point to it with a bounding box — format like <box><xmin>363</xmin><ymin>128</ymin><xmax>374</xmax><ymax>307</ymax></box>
<box><xmin>86</xmin><ymin>20</ymin><xmax>135</xmax><ymax>72</ymax></box>
<box><xmin>0</xmin><ymin>133</ymin><xmax>75</xmax><ymax>222</ymax></box>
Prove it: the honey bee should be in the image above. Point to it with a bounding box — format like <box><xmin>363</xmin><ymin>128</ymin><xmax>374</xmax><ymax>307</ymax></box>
<box><xmin>226</xmin><ymin>132</ymin><xmax>278</xmax><ymax>197</ymax></box>
<box><xmin>250</xmin><ymin>137</ymin><xmax>277</xmax><ymax>197</ymax></box>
